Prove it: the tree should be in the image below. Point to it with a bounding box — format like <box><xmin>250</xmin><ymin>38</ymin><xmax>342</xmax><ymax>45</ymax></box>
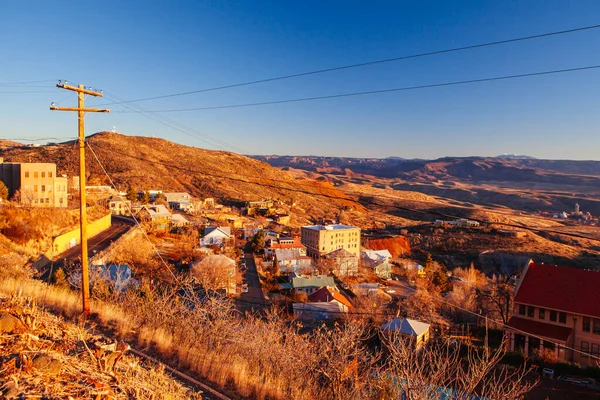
<box><xmin>379</xmin><ymin>335</ymin><xmax>537</xmax><ymax>399</ymax></box>
<box><xmin>141</xmin><ymin>190</ymin><xmax>151</xmax><ymax>204</ymax></box>
<box><xmin>191</xmin><ymin>255</ymin><xmax>234</xmax><ymax>292</ymax></box>
<box><xmin>0</xmin><ymin>181</ymin><xmax>8</xmax><ymax>201</ymax></box>
<box><xmin>250</xmin><ymin>230</ymin><xmax>266</xmax><ymax>254</ymax></box>
<box><xmin>126</xmin><ymin>186</ymin><xmax>137</xmax><ymax>202</ymax></box>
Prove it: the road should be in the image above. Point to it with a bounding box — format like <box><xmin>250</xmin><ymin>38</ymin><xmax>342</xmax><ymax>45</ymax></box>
<box><xmin>380</xmin><ymin>275</ymin><xmax>415</xmax><ymax>299</ymax></box>
<box><xmin>236</xmin><ymin>252</ymin><xmax>269</xmax><ymax>312</ymax></box>
<box><xmin>53</xmin><ymin>215</ymin><xmax>135</xmax><ymax>269</ymax></box>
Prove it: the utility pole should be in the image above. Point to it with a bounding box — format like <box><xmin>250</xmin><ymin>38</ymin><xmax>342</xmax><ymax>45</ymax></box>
<box><xmin>50</xmin><ymin>81</ymin><xmax>109</xmax><ymax>316</ymax></box>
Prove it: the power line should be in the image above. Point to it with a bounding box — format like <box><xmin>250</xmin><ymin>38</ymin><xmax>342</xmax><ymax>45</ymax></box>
<box><xmin>96</xmin><ymin>23</ymin><xmax>600</xmax><ymax>106</ymax></box>
<box><xmin>0</xmin><ymin>79</ymin><xmax>56</xmax><ymax>86</ymax></box>
<box><xmin>86</xmin><ymin>142</ymin><xmax>180</xmax><ymax>284</ymax></box>
<box><xmin>114</xmin><ymin>64</ymin><xmax>600</xmax><ymax>113</ymax></box>
<box><xmin>101</xmin><ymin>91</ymin><xmax>245</xmax><ymax>153</ymax></box>
<box><xmin>85</xmin><ymin>142</ymin><xmax>600</xmax><ymax>244</ymax></box>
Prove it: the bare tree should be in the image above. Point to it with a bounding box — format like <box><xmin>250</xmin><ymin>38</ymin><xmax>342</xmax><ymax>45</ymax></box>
<box><xmin>191</xmin><ymin>255</ymin><xmax>234</xmax><ymax>292</ymax></box>
<box><xmin>378</xmin><ymin>335</ymin><xmax>537</xmax><ymax>400</ymax></box>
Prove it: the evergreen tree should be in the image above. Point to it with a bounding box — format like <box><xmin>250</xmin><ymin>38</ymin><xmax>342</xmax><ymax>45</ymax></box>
<box><xmin>141</xmin><ymin>190</ymin><xmax>151</xmax><ymax>204</ymax></box>
<box><xmin>126</xmin><ymin>186</ymin><xmax>137</xmax><ymax>202</ymax></box>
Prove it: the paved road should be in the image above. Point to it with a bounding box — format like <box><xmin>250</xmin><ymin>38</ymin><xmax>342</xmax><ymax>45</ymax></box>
<box><xmin>53</xmin><ymin>215</ymin><xmax>135</xmax><ymax>269</ymax></box>
<box><xmin>236</xmin><ymin>253</ymin><xmax>269</xmax><ymax>312</ymax></box>
<box><xmin>380</xmin><ymin>275</ymin><xmax>415</xmax><ymax>299</ymax></box>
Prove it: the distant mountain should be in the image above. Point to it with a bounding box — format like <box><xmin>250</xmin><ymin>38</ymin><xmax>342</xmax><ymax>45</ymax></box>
<box><xmin>0</xmin><ymin>139</ymin><xmax>24</xmax><ymax>150</ymax></box>
<box><xmin>495</xmin><ymin>154</ymin><xmax>537</xmax><ymax>160</ymax></box>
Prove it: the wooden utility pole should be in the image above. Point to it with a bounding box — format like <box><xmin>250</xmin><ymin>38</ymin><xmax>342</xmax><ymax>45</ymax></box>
<box><xmin>50</xmin><ymin>81</ymin><xmax>109</xmax><ymax>316</ymax></box>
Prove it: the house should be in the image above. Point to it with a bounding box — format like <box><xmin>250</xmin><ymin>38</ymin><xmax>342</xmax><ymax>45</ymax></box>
<box><xmin>301</xmin><ymin>224</ymin><xmax>361</xmax><ymax>259</ymax></box>
<box><xmin>308</xmin><ymin>286</ymin><xmax>352</xmax><ymax>308</ymax></box>
<box><xmin>192</xmin><ymin>254</ymin><xmax>236</xmax><ymax>295</ymax></box>
<box><xmin>325</xmin><ymin>248</ymin><xmax>359</xmax><ymax>277</ymax></box>
<box><xmin>246</xmin><ymin>199</ymin><xmax>274</xmax><ymax>216</ymax></box>
<box><xmin>291</xmin><ymin>275</ymin><xmax>336</xmax><ymax>296</ymax></box>
<box><xmin>381</xmin><ymin>318</ymin><xmax>431</xmax><ymax>349</ymax></box>
<box><xmin>273</xmin><ymin>248</ymin><xmax>314</xmax><ymax>274</ymax></box>
<box><xmin>406</xmin><ymin>263</ymin><xmax>426</xmax><ymax>278</ymax></box>
<box><xmin>0</xmin><ymin>159</ymin><xmax>68</xmax><ymax>207</ymax></box>
<box><xmin>135</xmin><ymin>204</ymin><xmax>172</xmax><ymax>230</ymax></box>
<box><xmin>163</xmin><ymin>192</ymin><xmax>194</xmax><ymax>212</ymax></box>
<box><xmin>270</xmin><ymin>213</ymin><xmax>290</xmax><ymax>225</ymax></box>
<box><xmin>101</xmin><ymin>195</ymin><xmax>131</xmax><ymax>216</ymax></box>
<box><xmin>199</xmin><ymin>226</ymin><xmax>232</xmax><ymax>247</ymax></box>
<box><xmin>361</xmin><ymin>249</ymin><xmax>393</xmax><ymax>279</ymax></box>
<box><xmin>265</xmin><ymin>236</ymin><xmax>306</xmax><ymax>258</ymax></box>
<box><xmin>171</xmin><ymin>213</ymin><xmax>191</xmax><ymax>228</ymax></box>
<box><xmin>505</xmin><ymin>262</ymin><xmax>600</xmax><ymax>365</ymax></box>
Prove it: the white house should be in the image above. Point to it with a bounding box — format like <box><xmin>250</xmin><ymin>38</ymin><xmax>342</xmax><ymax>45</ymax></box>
<box><xmin>361</xmin><ymin>249</ymin><xmax>393</xmax><ymax>279</ymax></box>
<box><xmin>199</xmin><ymin>226</ymin><xmax>232</xmax><ymax>247</ymax></box>
<box><xmin>381</xmin><ymin>318</ymin><xmax>431</xmax><ymax>349</ymax></box>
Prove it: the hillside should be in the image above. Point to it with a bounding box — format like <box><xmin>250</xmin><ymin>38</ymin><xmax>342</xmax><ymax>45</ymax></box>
<box><xmin>0</xmin><ymin>132</ymin><xmax>359</xmax><ymax>220</ymax></box>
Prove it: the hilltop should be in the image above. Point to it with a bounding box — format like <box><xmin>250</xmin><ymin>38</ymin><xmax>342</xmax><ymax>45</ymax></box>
<box><xmin>0</xmin><ymin>132</ymin><xmax>359</xmax><ymax>221</ymax></box>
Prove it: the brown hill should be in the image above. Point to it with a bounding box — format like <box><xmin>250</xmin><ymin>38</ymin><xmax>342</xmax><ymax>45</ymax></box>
<box><xmin>0</xmin><ymin>139</ymin><xmax>24</xmax><ymax>150</ymax></box>
<box><xmin>0</xmin><ymin>132</ymin><xmax>358</xmax><ymax>218</ymax></box>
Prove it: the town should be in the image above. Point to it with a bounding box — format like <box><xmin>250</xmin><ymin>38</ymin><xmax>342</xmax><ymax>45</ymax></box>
<box><xmin>1</xmin><ymin>154</ymin><xmax>599</xmax><ymax>399</ymax></box>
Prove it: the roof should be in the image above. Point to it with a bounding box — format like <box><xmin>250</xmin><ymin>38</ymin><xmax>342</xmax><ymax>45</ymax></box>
<box><xmin>163</xmin><ymin>192</ymin><xmax>191</xmax><ymax>202</ymax></box>
<box><xmin>172</xmin><ymin>214</ymin><xmax>190</xmax><ymax>224</ymax></box>
<box><xmin>308</xmin><ymin>287</ymin><xmax>352</xmax><ymax>308</ymax></box>
<box><xmin>327</xmin><ymin>248</ymin><xmax>357</xmax><ymax>259</ymax></box>
<box><xmin>274</xmin><ymin>248</ymin><xmax>308</xmax><ymax>261</ymax></box>
<box><xmin>292</xmin><ymin>275</ymin><xmax>335</xmax><ymax>289</ymax></box>
<box><xmin>381</xmin><ymin>318</ymin><xmax>430</xmax><ymax>336</ymax></box>
<box><xmin>107</xmin><ymin>195</ymin><xmax>127</xmax><ymax>202</ymax></box>
<box><xmin>196</xmin><ymin>254</ymin><xmax>235</xmax><ymax>268</ymax></box>
<box><xmin>361</xmin><ymin>249</ymin><xmax>392</xmax><ymax>261</ymax></box>
<box><xmin>205</xmin><ymin>226</ymin><xmax>231</xmax><ymax>237</ymax></box>
<box><xmin>302</xmin><ymin>224</ymin><xmax>359</xmax><ymax>231</ymax></box>
<box><xmin>515</xmin><ymin>263</ymin><xmax>600</xmax><ymax>318</ymax></box>
<box><xmin>268</xmin><ymin>237</ymin><xmax>305</xmax><ymax>250</ymax></box>
<box><xmin>292</xmin><ymin>302</ymin><xmax>347</xmax><ymax>319</ymax></box>
<box><xmin>506</xmin><ymin>317</ymin><xmax>572</xmax><ymax>342</ymax></box>
<box><xmin>143</xmin><ymin>204</ymin><xmax>171</xmax><ymax>218</ymax></box>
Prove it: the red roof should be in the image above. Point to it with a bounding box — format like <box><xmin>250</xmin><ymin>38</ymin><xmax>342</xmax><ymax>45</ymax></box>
<box><xmin>309</xmin><ymin>287</ymin><xmax>352</xmax><ymax>308</ymax></box>
<box><xmin>269</xmin><ymin>237</ymin><xmax>306</xmax><ymax>250</ymax></box>
<box><xmin>515</xmin><ymin>263</ymin><xmax>600</xmax><ymax>318</ymax></box>
<box><xmin>507</xmin><ymin>317</ymin><xmax>572</xmax><ymax>342</ymax></box>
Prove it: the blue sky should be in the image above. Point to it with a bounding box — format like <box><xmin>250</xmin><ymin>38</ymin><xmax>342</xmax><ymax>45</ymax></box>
<box><xmin>2</xmin><ymin>0</ymin><xmax>600</xmax><ymax>159</ymax></box>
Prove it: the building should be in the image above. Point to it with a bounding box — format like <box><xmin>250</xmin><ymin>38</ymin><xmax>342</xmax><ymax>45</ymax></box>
<box><xmin>199</xmin><ymin>226</ymin><xmax>232</xmax><ymax>247</ymax></box>
<box><xmin>163</xmin><ymin>192</ymin><xmax>195</xmax><ymax>212</ymax></box>
<box><xmin>291</xmin><ymin>275</ymin><xmax>336</xmax><ymax>296</ymax></box>
<box><xmin>381</xmin><ymin>318</ymin><xmax>431</xmax><ymax>349</ymax></box>
<box><xmin>293</xmin><ymin>286</ymin><xmax>352</xmax><ymax>320</ymax></box>
<box><xmin>192</xmin><ymin>254</ymin><xmax>236</xmax><ymax>295</ymax></box>
<box><xmin>301</xmin><ymin>224</ymin><xmax>361</xmax><ymax>260</ymax></box>
<box><xmin>265</xmin><ymin>237</ymin><xmax>306</xmax><ymax>257</ymax></box>
<box><xmin>101</xmin><ymin>195</ymin><xmax>131</xmax><ymax>216</ymax></box>
<box><xmin>272</xmin><ymin>248</ymin><xmax>313</xmax><ymax>274</ymax></box>
<box><xmin>0</xmin><ymin>159</ymin><xmax>68</xmax><ymax>207</ymax></box>
<box><xmin>325</xmin><ymin>248</ymin><xmax>359</xmax><ymax>276</ymax></box>
<box><xmin>361</xmin><ymin>249</ymin><xmax>393</xmax><ymax>279</ymax></box>
<box><xmin>270</xmin><ymin>213</ymin><xmax>290</xmax><ymax>225</ymax></box>
<box><xmin>135</xmin><ymin>204</ymin><xmax>172</xmax><ymax>230</ymax></box>
<box><xmin>505</xmin><ymin>262</ymin><xmax>600</xmax><ymax>365</ymax></box>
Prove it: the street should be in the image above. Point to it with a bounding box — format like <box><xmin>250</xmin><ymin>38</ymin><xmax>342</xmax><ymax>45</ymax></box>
<box><xmin>52</xmin><ymin>215</ymin><xmax>135</xmax><ymax>270</ymax></box>
<box><xmin>236</xmin><ymin>252</ymin><xmax>269</xmax><ymax>312</ymax></box>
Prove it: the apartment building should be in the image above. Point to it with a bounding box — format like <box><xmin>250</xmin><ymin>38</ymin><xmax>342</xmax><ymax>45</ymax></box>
<box><xmin>301</xmin><ymin>223</ymin><xmax>361</xmax><ymax>259</ymax></box>
<box><xmin>0</xmin><ymin>159</ymin><xmax>68</xmax><ymax>207</ymax></box>
<box><xmin>505</xmin><ymin>262</ymin><xmax>600</xmax><ymax>365</ymax></box>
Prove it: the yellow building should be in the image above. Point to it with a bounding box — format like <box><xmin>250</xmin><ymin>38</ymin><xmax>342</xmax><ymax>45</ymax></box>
<box><xmin>301</xmin><ymin>224</ymin><xmax>361</xmax><ymax>259</ymax></box>
<box><xmin>0</xmin><ymin>159</ymin><xmax>68</xmax><ymax>207</ymax></box>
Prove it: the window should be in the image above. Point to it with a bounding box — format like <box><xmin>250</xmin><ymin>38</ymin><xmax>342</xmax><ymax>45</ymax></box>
<box><xmin>41</xmin><ymin>172</ymin><xmax>45</xmax><ymax>178</ymax></box>
<box><xmin>592</xmin><ymin>343</ymin><xmax>600</xmax><ymax>358</ymax></box>
<box><xmin>582</xmin><ymin>341</ymin><xmax>589</xmax><ymax>358</ymax></box>
<box><xmin>33</xmin><ymin>185</ymin><xmax>38</xmax><ymax>192</ymax></box>
<box><xmin>34</xmin><ymin>172</ymin><xmax>38</xmax><ymax>178</ymax></box>
<box><xmin>24</xmin><ymin>171</ymin><xmax>29</xmax><ymax>178</ymax></box>
<box><xmin>527</xmin><ymin>306</ymin><xmax>535</xmax><ymax>318</ymax></box>
<box><xmin>539</xmin><ymin>308</ymin><xmax>546</xmax><ymax>320</ymax></box>
<box><xmin>48</xmin><ymin>171</ymin><xmax>52</xmax><ymax>177</ymax></box>
<box><xmin>59</xmin><ymin>198</ymin><xmax>63</xmax><ymax>204</ymax></box>
<box><xmin>549</xmin><ymin>310</ymin><xmax>557</xmax><ymax>322</ymax></box>
<box><xmin>559</xmin><ymin>312</ymin><xmax>567</xmax><ymax>324</ymax></box>
<box><xmin>41</xmin><ymin>185</ymin><xmax>45</xmax><ymax>192</ymax></box>
<box><xmin>583</xmin><ymin>317</ymin><xmax>591</xmax><ymax>333</ymax></box>
<box><xmin>519</xmin><ymin>304</ymin><xmax>527</xmax><ymax>316</ymax></box>
<box><xmin>594</xmin><ymin>319</ymin><xmax>600</xmax><ymax>335</ymax></box>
